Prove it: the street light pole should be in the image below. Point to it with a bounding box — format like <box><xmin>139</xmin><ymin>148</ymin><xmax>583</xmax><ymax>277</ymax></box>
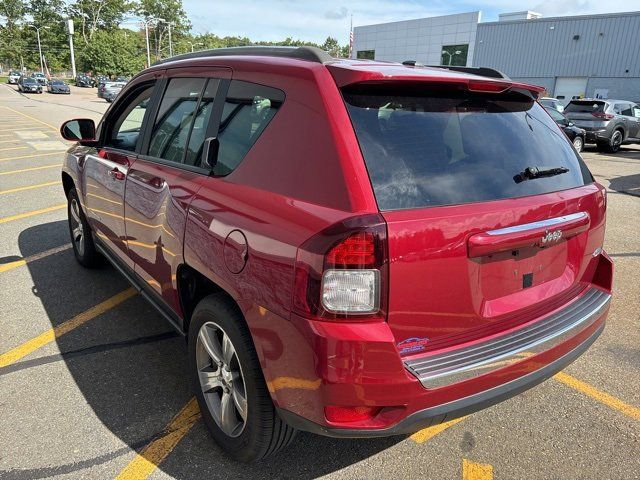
<box><xmin>168</xmin><ymin>22</ymin><xmax>173</xmax><ymax>56</ymax></box>
<box><xmin>66</xmin><ymin>19</ymin><xmax>76</xmax><ymax>78</ymax></box>
<box><xmin>143</xmin><ymin>20</ymin><xmax>151</xmax><ymax>67</ymax></box>
<box><xmin>29</xmin><ymin>25</ymin><xmax>46</xmax><ymax>73</ymax></box>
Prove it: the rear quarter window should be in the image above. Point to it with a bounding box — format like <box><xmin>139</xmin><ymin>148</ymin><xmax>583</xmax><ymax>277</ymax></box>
<box><xmin>214</xmin><ymin>80</ymin><xmax>284</xmax><ymax>176</ymax></box>
<box><xmin>344</xmin><ymin>84</ymin><xmax>593</xmax><ymax>211</ymax></box>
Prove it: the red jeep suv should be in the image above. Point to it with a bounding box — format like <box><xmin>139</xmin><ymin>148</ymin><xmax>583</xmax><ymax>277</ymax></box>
<box><xmin>60</xmin><ymin>47</ymin><xmax>613</xmax><ymax>461</ymax></box>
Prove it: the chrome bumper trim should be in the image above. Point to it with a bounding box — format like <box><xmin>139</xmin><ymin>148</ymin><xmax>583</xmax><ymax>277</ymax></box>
<box><xmin>404</xmin><ymin>287</ymin><xmax>611</xmax><ymax>389</ymax></box>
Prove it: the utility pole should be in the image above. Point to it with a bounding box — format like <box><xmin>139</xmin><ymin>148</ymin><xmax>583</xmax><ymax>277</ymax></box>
<box><xmin>143</xmin><ymin>20</ymin><xmax>151</xmax><ymax>67</ymax></box>
<box><xmin>157</xmin><ymin>18</ymin><xmax>173</xmax><ymax>57</ymax></box>
<box><xmin>28</xmin><ymin>24</ymin><xmax>48</xmax><ymax>73</ymax></box>
<box><xmin>66</xmin><ymin>19</ymin><xmax>76</xmax><ymax>78</ymax></box>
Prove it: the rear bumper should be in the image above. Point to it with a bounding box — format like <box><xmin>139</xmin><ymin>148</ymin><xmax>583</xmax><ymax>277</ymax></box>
<box><xmin>278</xmin><ymin>320</ymin><xmax>605</xmax><ymax>437</ymax></box>
<box><xmin>584</xmin><ymin>128</ymin><xmax>609</xmax><ymax>143</ymax></box>
<box><xmin>405</xmin><ymin>287</ymin><xmax>610</xmax><ymax>388</ymax></box>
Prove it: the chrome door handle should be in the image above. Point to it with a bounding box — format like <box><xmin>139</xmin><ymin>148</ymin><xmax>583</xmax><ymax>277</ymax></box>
<box><xmin>108</xmin><ymin>168</ymin><xmax>125</xmax><ymax>181</ymax></box>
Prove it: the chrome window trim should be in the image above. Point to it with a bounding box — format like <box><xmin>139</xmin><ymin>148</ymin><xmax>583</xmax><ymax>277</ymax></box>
<box><xmin>485</xmin><ymin>212</ymin><xmax>588</xmax><ymax>236</ymax></box>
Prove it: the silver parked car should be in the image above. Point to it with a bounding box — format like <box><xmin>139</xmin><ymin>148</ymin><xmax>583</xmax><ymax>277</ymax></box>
<box><xmin>7</xmin><ymin>70</ymin><xmax>21</xmax><ymax>84</ymax></box>
<box><xmin>564</xmin><ymin>99</ymin><xmax>640</xmax><ymax>153</ymax></box>
<box><xmin>98</xmin><ymin>81</ymin><xmax>126</xmax><ymax>102</ymax></box>
<box><xmin>539</xmin><ymin>97</ymin><xmax>564</xmax><ymax>113</ymax></box>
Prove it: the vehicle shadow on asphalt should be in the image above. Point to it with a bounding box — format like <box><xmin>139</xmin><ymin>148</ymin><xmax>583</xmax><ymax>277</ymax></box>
<box><xmin>609</xmin><ymin>173</ymin><xmax>640</xmax><ymax>197</ymax></box>
<box><xmin>14</xmin><ymin>220</ymin><xmax>403</xmax><ymax>479</ymax></box>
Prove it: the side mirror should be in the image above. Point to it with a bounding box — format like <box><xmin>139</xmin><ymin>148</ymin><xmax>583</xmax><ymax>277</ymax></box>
<box><xmin>60</xmin><ymin>118</ymin><xmax>96</xmax><ymax>144</ymax></box>
<box><xmin>202</xmin><ymin>137</ymin><xmax>220</xmax><ymax>170</ymax></box>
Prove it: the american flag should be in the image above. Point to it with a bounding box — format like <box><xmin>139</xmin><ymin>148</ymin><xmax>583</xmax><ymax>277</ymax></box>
<box><xmin>349</xmin><ymin>15</ymin><xmax>353</xmax><ymax>58</ymax></box>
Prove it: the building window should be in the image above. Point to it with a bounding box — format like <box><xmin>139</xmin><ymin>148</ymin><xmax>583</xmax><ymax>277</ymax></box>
<box><xmin>441</xmin><ymin>45</ymin><xmax>469</xmax><ymax>66</ymax></box>
<box><xmin>357</xmin><ymin>50</ymin><xmax>375</xmax><ymax>60</ymax></box>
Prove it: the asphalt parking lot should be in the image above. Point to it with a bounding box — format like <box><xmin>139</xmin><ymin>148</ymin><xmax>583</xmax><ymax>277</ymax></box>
<box><xmin>0</xmin><ymin>82</ymin><xmax>638</xmax><ymax>480</ymax></box>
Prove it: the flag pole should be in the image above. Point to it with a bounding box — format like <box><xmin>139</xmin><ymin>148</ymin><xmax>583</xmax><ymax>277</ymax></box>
<box><xmin>349</xmin><ymin>14</ymin><xmax>354</xmax><ymax>59</ymax></box>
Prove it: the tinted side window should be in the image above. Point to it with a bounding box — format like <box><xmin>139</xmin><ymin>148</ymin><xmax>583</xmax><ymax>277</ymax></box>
<box><xmin>184</xmin><ymin>79</ymin><xmax>220</xmax><ymax>166</ymax></box>
<box><xmin>105</xmin><ymin>85</ymin><xmax>154</xmax><ymax>152</ymax></box>
<box><xmin>148</xmin><ymin>77</ymin><xmax>206</xmax><ymax>163</ymax></box>
<box><xmin>215</xmin><ymin>80</ymin><xmax>284</xmax><ymax>176</ymax></box>
<box><xmin>620</xmin><ymin>104</ymin><xmax>633</xmax><ymax>116</ymax></box>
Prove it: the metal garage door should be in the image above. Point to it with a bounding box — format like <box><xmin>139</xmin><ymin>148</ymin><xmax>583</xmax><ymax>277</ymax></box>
<box><xmin>554</xmin><ymin>77</ymin><xmax>588</xmax><ymax>105</ymax></box>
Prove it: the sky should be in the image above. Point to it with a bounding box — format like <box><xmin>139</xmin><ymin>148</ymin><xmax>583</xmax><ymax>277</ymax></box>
<box><xmin>183</xmin><ymin>0</ymin><xmax>636</xmax><ymax>44</ymax></box>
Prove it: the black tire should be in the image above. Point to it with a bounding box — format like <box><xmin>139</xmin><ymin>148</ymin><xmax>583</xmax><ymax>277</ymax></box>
<box><xmin>67</xmin><ymin>187</ymin><xmax>101</xmax><ymax>268</ymax></box>
<box><xmin>599</xmin><ymin>129</ymin><xmax>623</xmax><ymax>153</ymax></box>
<box><xmin>188</xmin><ymin>294</ymin><xmax>296</xmax><ymax>462</ymax></box>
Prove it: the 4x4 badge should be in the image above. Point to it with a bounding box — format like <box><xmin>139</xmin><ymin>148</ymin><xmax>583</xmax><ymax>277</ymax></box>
<box><xmin>541</xmin><ymin>229</ymin><xmax>563</xmax><ymax>244</ymax></box>
<box><xmin>397</xmin><ymin>337</ymin><xmax>430</xmax><ymax>355</ymax></box>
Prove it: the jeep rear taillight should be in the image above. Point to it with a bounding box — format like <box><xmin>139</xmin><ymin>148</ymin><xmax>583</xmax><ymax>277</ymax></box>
<box><xmin>293</xmin><ymin>214</ymin><xmax>388</xmax><ymax>321</ymax></box>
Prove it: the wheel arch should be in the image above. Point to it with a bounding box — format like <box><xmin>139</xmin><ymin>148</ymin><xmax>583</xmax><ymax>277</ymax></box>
<box><xmin>176</xmin><ymin>264</ymin><xmax>245</xmax><ymax>335</ymax></box>
<box><xmin>61</xmin><ymin>171</ymin><xmax>75</xmax><ymax>198</ymax></box>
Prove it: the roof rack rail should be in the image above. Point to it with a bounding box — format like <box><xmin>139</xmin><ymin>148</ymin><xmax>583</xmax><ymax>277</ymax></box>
<box><xmin>152</xmin><ymin>46</ymin><xmax>333</xmax><ymax>66</ymax></box>
<box><xmin>426</xmin><ymin>65</ymin><xmax>511</xmax><ymax>80</ymax></box>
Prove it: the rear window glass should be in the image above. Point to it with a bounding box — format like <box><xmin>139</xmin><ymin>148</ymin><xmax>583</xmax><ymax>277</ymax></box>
<box><xmin>344</xmin><ymin>84</ymin><xmax>593</xmax><ymax>211</ymax></box>
<box><xmin>565</xmin><ymin>101</ymin><xmax>606</xmax><ymax>113</ymax></box>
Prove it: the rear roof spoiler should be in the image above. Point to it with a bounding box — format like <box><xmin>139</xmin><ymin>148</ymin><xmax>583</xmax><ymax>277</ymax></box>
<box><xmin>402</xmin><ymin>61</ymin><xmax>510</xmax><ymax>80</ymax></box>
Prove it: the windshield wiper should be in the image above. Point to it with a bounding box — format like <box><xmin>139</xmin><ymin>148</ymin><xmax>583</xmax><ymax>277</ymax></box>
<box><xmin>514</xmin><ymin>166</ymin><xmax>569</xmax><ymax>183</ymax></box>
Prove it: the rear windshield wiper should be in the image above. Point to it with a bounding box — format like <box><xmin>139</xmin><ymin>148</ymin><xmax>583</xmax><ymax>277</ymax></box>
<box><xmin>514</xmin><ymin>166</ymin><xmax>569</xmax><ymax>183</ymax></box>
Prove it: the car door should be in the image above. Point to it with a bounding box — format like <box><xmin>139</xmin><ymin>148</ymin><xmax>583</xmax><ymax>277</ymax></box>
<box><xmin>124</xmin><ymin>68</ymin><xmax>231</xmax><ymax>315</ymax></box>
<box><xmin>81</xmin><ymin>73</ymin><xmax>161</xmax><ymax>268</ymax></box>
<box><xmin>625</xmin><ymin>103</ymin><xmax>640</xmax><ymax>139</ymax></box>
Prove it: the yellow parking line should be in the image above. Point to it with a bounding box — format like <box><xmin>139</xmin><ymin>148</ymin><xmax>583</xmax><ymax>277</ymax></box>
<box><xmin>410</xmin><ymin>416</ymin><xmax>467</xmax><ymax>443</ymax></box>
<box><xmin>0</xmin><ymin>288</ymin><xmax>136</xmax><ymax>368</ymax></box>
<box><xmin>0</xmin><ymin>126</ymin><xmax>46</xmax><ymax>132</ymax></box>
<box><xmin>554</xmin><ymin>372</ymin><xmax>640</xmax><ymax>420</ymax></box>
<box><xmin>115</xmin><ymin>397</ymin><xmax>201</xmax><ymax>480</ymax></box>
<box><xmin>0</xmin><ymin>243</ymin><xmax>72</xmax><ymax>273</ymax></box>
<box><xmin>462</xmin><ymin>459</ymin><xmax>494</xmax><ymax>480</ymax></box>
<box><xmin>3</xmin><ymin>106</ymin><xmax>59</xmax><ymax>131</ymax></box>
<box><xmin>0</xmin><ymin>204</ymin><xmax>66</xmax><ymax>224</ymax></box>
<box><xmin>0</xmin><ymin>151</ymin><xmax>65</xmax><ymax>162</ymax></box>
<box><xmin>0</xmin><ymin>164</ymin><xmax>60</xmax><ymax>176</ymax></box>
<box><xmin>0</xmin><ymin>146</ymin><xmax>28</xmax><ymax>153</ymax></box>
<box><xmin>0</xmin><ymin>181</ymin><xmax>60</xmax><ymax>195</ymax></box>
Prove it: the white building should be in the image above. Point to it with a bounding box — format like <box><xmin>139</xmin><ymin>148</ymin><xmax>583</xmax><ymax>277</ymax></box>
<box><xmin>351</xmin><ymin>11</ymin><xmax>481</xmax><ymax>67</ymax></box>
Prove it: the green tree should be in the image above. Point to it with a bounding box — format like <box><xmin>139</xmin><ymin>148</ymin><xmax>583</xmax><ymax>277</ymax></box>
<box><xmin>136</xmin><ymin>0</ymin><xmax>191</xmax><ymax>59</ymax></box>
<box><xmin>0</xmin><ymin>0</ymin><xmax>27</xmax><ymax>68</ymax></box>
<box><xmin>78</xmin><ymin>28</ymin><xmax>145</xmax><ymax>75</ymax></box>
<box><xmin>26</xmin><ymin>0</ymin><xmax>68</xmax><ymax>71</ymax></box>
<box><xmin>67</xmin><ymin>0</ymin><xmax>133</xmax><ymax>45</ymax></box>
<box><xmin>321</xmin><ymin>36</ymin><xmax>341</xmax><ymax>57</ymax></box>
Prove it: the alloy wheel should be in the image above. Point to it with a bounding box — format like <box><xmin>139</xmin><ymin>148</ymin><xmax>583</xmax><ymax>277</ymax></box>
<box><xmin>611</xmin><ymin>131</ymin><xmax>622</xmax><ymax>151</ymax></box>
<box><xmin>573</xmin><ymin>136</ymin><xmax>583</xmax><ymax>152</ymax></box>
<box><xmin>196</xmin><ymin>321</ymin><xmax>248</xmax><ymax>438</ymax></box>
<box><xmin>69</xmin><ymin>198</ymin><xmax>85</xmax><ymax>256</ymax></box>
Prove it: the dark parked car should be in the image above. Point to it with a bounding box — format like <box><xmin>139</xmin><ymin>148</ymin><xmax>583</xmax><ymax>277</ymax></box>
<box><xmin>75</xmin><ymin>74</ymin><xmax>93</xmax><ymax>87</ymax></box>
<box><xmin>544</xmin><ymin>106</ymin><xmax>586</xmax><ymax>152</ymax></box>
<box><xmin>17</xmin><ymin>76</ymin><xmax>43</xmax><ymax>93</ymax></box>
<box><xmin>564</xmin><ymin>99</ymin><xmax>640</xmax><ymax>153</ymax></box>
<box><xmin>59</xmin><ymin>46</ymin><xmax>612</xmax><ymax>462</ymax></box>
<box><xmin>47</xmin><ymin>79</ymin><xmax>71</xmax><ymax>94</ymax></box>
